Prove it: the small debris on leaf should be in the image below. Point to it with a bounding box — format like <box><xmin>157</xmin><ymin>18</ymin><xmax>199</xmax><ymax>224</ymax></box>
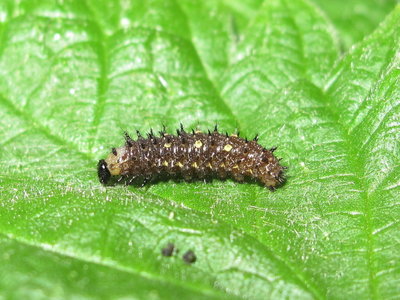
<box><xmin>182</xmin><ymin>250</ymin><xmax>196</xmax><ymax>264</ymax></box>
<box><xmin>161</xmin><ymin>243</ymin><xmax>175</xmax><ymax>257</ymax></box>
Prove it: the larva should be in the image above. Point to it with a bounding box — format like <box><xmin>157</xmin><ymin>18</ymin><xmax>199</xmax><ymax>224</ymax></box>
<box><xmin>97</xmin><ymin>125</ymin><xmax>286</xmax><ymax>190</ymax></box>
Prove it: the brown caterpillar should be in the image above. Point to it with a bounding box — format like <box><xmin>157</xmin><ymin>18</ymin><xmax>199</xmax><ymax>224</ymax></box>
<box><xmin>97</xmin><ymin>125</ymin><xmax>286</xmax><ymax>190</ymax></box>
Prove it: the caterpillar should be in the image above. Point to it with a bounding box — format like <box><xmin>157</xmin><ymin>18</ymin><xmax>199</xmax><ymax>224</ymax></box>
<box><xmin>97</xmin><ymin>125</ymin><xmax>286</xmax><ymax>190</ymax></box>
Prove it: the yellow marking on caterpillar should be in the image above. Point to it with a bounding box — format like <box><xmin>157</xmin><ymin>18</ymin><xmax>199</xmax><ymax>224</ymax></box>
<box><xmin>177</xmin><ymin>162</ymin><xmax>183</xmax><ymax>168</ymax></box>
<box><xmin>195</xmin><ymin>130</ymin><xmax>202</xmax><ymax>133</ymax></box>
<box><xmin>206</xmin><ymin>163</ymin><xmax>212</xmax><ymax>168</ymax></box>
<box><xmin>192</xmin><ymin>162</ymin><xmax>198</xmax><ymax>168</ymax></box>
<box><xmin>231</xmin><ymin>134</ymin><xmax>238</xmax><ymax>137</ymax></box>
<box><xmin>247</xmin><ymin>169</ymin><xmax>253</xmax><ymax>175</ymax></box>
<box><xmin>224</xmin><ymin>144</ymin><xmax>233</xmax><ymax>152</ymax></box>
<box><xmin>162</xmin><ymin>161</ymin><xmax>168</xmax><ymax>166</ymax></box>
<box><xmin>232</xmin><ymin>165</ymin><xmax>239</xmax><ymax>169</ymax></box>
<box><xmin>164</xmin><ymin>143</ymin><xmax>172</xmax><ymax>148</ymax></box>
<box><xmin>194</xmin><ymin>140</ymin><xmax>203</xmax><ymax>148</ymax></box>
<box><xmin>109</xmin><ymin>166</ymin><xmax>121</xmax><ymax>176</ymax></box>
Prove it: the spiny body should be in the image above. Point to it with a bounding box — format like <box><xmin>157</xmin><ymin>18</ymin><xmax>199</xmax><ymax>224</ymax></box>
<box><xmin>97</xmin><ymin>126</ymin><xmax>286</xmax><ymax>190</ymax></box>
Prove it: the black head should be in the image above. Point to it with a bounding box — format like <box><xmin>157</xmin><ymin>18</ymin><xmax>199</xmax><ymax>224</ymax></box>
<box><xmin>97</xmin><ymin>159</ymin><xmax>111</xmax><ymax>184</ymax></box>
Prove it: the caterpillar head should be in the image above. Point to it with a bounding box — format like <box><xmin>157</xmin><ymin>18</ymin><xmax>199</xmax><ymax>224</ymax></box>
<box><xmin>97</xmin><ymin>147</ymin><xmax>128</xmax><ymax>184</ymax></box>
<box><xmin>97</xmin><ymin>159</ymin><xmax>111</xmax><ymax>184</ymax></box>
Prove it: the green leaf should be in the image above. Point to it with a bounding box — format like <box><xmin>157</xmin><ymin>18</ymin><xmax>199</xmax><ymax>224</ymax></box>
<box><xmin>310</xmin><ymin>0</ymin><xmax>398</xmax><ymax>50</ymax></box>
<box><xmin>0</xmin><ymin>0</ymin><xmax>399</xmax><ymax>299</ymax></box>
